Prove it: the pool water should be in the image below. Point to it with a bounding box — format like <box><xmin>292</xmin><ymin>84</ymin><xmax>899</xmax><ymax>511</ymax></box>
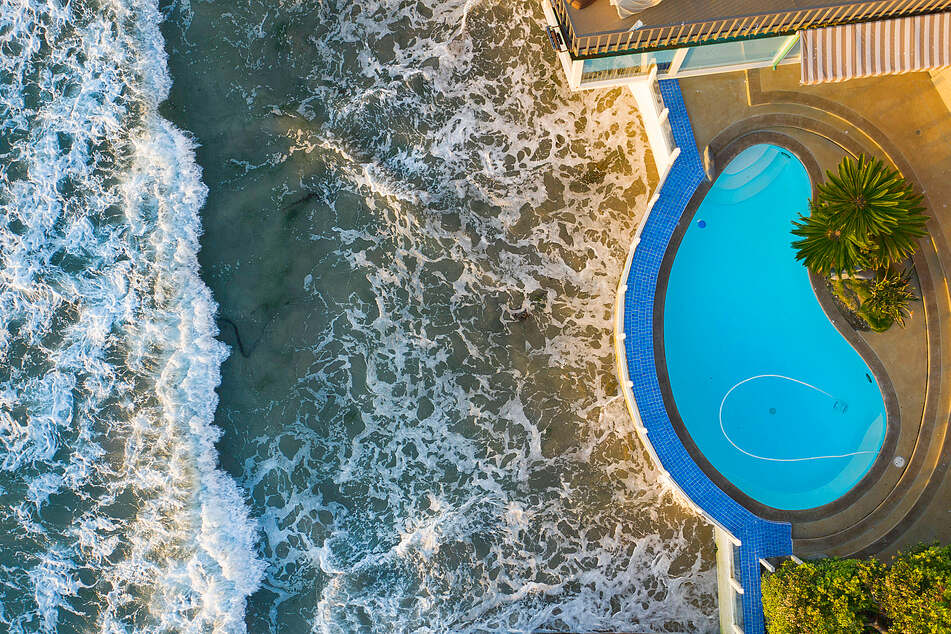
<box><xmin>663</xmin><ymin>144</ymin><xmax>887</xmax><ymax>511</ymax></box>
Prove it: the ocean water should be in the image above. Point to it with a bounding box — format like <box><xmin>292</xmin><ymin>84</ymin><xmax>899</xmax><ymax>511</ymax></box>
<box><xmin>0</xmin><ymin>0</ymin><xmax>262</xmax><ymax>631</ymax></box>
<box><xmin>0</xmin><ymin>0</ymin><xmax>716</xmax><ymax>631</ymax></box>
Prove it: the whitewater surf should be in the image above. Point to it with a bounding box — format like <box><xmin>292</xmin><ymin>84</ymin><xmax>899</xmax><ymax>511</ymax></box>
<box><xmin>0</xmin><ymin>1</ymin><xmax>261</xmax><ymax>630</ymax></box>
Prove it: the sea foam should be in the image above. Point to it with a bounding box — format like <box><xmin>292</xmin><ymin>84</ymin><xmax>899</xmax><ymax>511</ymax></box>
<box><xmin>0</xmin><ymin>0</ymin><xmax>262</xmax><ymax>631</ymax></box>
<box><xmin>160</xmin><ymin>0</ymin><xmax>719</xmax><ymax>630</ymax></box>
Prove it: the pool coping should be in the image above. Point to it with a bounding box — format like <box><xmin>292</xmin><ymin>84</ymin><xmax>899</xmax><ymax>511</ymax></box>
<box><xmin>651</xmin><ymin>130</ymin><xmax>903</xmax><ymax>524</ymax></box>
<box><xmin>616</xmin><ymin>80</ymin><xmax>792</xmax><ymax>634</ymax></box>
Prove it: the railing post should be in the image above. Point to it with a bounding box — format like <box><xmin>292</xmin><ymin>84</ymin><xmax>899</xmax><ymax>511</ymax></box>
<box><xmin>549</xmin><ymin>0</ymin><xmax>951</xmax><ymax>61</ymax></box>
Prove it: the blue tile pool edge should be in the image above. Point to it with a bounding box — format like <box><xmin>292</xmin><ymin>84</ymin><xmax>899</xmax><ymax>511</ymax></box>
<box><xmin>613</xmin><ymin>80</ymin><xmax>792</xmax><ymax>633</ymax></box>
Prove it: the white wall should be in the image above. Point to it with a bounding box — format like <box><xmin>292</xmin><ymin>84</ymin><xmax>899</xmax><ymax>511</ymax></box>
<box><xmin>627</xmin><ymin>75</ymin><xmax>678</xmax><ymax>184</ymax></box>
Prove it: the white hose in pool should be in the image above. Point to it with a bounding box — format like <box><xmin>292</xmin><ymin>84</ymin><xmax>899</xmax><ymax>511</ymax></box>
<box><xmin>718</xmin><ymin>374</ymin><xmax>876</xmax><ymax>462</ymax></box>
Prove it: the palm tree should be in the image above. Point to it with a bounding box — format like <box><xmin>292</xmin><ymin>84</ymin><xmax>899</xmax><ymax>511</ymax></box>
<box><xmin>791</xmin><ymin>202</ymin><xmax>868</xmax><ymax>275</ymax></box>
<box><xmin>792</xmin><ymin>155</ymin><xmax>928</xmax><ymax>275</ymax></box>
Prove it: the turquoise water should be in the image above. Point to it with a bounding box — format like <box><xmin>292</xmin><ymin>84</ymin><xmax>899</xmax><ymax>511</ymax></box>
<box><xmin>0</xmin><ymin>0</ymin><xmax>719</xmax><ymax>630</ymax></box>
<box><xmin>663</xmin><ymin>145</ymin><xmax>887</xmax><ymax>511</ymax></box>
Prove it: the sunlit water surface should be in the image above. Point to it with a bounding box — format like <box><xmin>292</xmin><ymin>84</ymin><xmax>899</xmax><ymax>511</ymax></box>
<box><xmin>0</xmin><ymin>0</ymin><xmax>716</xmax><ymax>630</ymax></box>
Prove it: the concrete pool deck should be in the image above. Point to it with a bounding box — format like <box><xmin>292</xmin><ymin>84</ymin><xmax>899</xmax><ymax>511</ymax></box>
<box><xmin>673</xmin><ymin>65</ymin><xmax>951</xmax><ymax>559</ymax></box>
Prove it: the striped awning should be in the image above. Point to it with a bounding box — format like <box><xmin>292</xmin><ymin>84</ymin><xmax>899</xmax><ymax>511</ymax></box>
<box><xmin>801</xmin><ymin>12</ymin><xmax>951</xmax><ymax>84</ymax></box>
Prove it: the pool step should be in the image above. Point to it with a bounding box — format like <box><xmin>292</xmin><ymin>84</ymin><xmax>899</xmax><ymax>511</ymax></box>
<box><xmin>708</xmin><ymin>152</ymin><xmax>791</xmax><ymax>205</ymax></box>
<box><xmin>716</xmin><ymin>146</ymin><xmax>782</xmax><ymax>190</ymax></box>
<box><xmin>720</xmin><ymin>144</ymin><xmax>773</xmax><ymax>176</ymax></box>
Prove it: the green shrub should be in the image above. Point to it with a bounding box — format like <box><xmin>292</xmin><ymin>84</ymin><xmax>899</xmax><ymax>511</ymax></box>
<box><xmin>829</xmin><ymin>277</ymin><xmax>899</xmax><ymax>332</ymax></box>
<box><xmin>873</xmin><ymin>544</ymin><xmax>951</xmax><ymax>633</ymax></box>
<box><xmin>762</xmin><ymin>545</ymin><xmax>951</xmax><ymax>632</ymax></box>
<box><xmin>864</xmin><ymin>272</ymin><xmax>915</xmax><ymax>329</ymax></box>
<box><xmin>762</xmin><ymin>558</ymin><xmax>883</xmax><ymax>634</ymax></box>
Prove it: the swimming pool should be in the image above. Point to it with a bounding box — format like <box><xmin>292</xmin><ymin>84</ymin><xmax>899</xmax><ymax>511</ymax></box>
<box><xmin>662</xmin><ymin>144</ymin><xmax>887</xmax><ymax>511</ymax></box>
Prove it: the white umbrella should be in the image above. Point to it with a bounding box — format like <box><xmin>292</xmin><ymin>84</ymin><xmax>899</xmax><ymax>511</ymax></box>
<box><xmin>613</xmin><ymin>0</ymin><xmax>663</xmax><ymax>19</ymax></box>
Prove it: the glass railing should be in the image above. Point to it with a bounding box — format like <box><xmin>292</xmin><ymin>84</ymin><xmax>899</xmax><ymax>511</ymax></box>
<box><xmin>580</xmin><ymin>49</ymin><xmax>676</xmax><ymax>82</ymax></box>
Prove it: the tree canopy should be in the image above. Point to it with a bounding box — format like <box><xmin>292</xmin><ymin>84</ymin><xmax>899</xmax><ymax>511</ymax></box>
<box><xmin>762</xmin><ymin>557</ymin><xmax>882</xmax><ymax>633</ymax></box>
<box><xmin>763</xmin><ymin>545</ymin><xmax>951</xmax><ymax>633</ymax></box>
<box><xmin>874</xmin><ymin>544</ymin><xmax>951</xmax><ymax>633</ymax></box>
<box><xmin>791</xmin><ymin>154</ymin><xmax>928</xmax><ymax>275</ymax></box>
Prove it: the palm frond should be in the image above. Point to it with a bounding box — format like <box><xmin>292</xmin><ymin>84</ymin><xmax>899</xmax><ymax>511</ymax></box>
<box><xmin>791</xmin><ymin>204</ymin><xmax>868</xmax><ymax>275</ymax></box>
<box><xmin>792</xmin><ymin>155</ymin><xmax>930</xmax><ymax>275</ymax></box>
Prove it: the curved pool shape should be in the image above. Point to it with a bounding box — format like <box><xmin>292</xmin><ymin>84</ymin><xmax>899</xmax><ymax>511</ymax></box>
<box><xmin>663</xmin><ymin>144</ymin><xmax>887</xmax><ymax>510</ymax></box>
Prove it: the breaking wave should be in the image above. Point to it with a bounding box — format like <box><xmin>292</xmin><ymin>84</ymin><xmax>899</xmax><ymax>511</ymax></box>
<box><xmin>0</xmin><ymin>0</ymin><xmax>262</xmax><ymax>631</ymax></box>
<box><xmin>161</xmin><ymin>0</ymin><xmax>719</xmax><ymax>631</ymax></box>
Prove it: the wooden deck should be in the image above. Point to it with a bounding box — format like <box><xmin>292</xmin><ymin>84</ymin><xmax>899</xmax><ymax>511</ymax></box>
<box><xmin>555</xmin><ymin>0</ymin><xmax>951</xmax><ymax>58</ymax></box>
